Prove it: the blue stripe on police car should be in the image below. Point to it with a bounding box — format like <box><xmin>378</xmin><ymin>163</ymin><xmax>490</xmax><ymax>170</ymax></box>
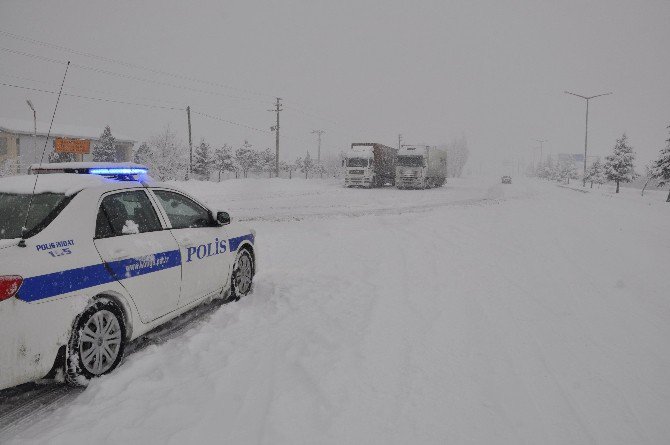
<box><xmin>18</xmin><ymin>234</ymin><xmax>254</xmax><ymax>302</ymax></box>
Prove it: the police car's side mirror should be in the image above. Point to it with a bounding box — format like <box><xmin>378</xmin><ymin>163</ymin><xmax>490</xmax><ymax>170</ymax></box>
<box><xmin>216</xmin><ymin>211</ymin><xmax>231</xmax><ymax>226</ymax></box>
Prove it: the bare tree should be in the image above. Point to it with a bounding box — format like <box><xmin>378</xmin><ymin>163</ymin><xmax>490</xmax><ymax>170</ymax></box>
<box><xmin>147</xmin><ymin>125</ymin><xmax>186</xmax><ymax>181</ymax></box>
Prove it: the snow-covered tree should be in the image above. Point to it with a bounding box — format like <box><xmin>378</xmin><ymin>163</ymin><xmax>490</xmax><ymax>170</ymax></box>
<box><xmin>605</xmin><ymin>133</ymin><xmax>637</xmax><ymax>193</ymax></box>
<box><xmin>297</xmin><ymin>151</ymin><xmax>314</xmax><ymax>179</ymax></box>
<box><xmin>584</xmin><ymin>158</ymin><xmax>606</xmax><ymax>188</ymax></box>
<box><xmin>256</xmin><ymin>148</ymin><xmax>275</xmax><ymax>178</ymax></box>
<box><xmin>235</xmin><ymin>140</ymin><xmax>258</xmax><ymax>178</ymax></box>
<box><xmin>280</xmin><ymin>160</ymin><xmax>298</xmax><ymax>179</ymax></box>
<box><xmin>558</xmin><ymin>159</ymin><xmax>578</xmax><ymax>184</ymax></box>
<box><xmin>538</xmin><ymin>155</ymin><xmax>558</xmax><ymax>180</ymax></box>
<box><xmin>313</xmin><ymin>163</ymin><xmax>327</xmax><ymax>178</ymax></box>
<box><xmin>147</xmin><ymin>125</ymin><xmax>186</xmax><ymax>181</ymax></box>
<box><xmin>213</xmin><ymin>144</ymin><xmax>235</xmax><ymax>182</ymax></box>
<box><xmin>133</xmin><ymin>142</ymin><xmax>152</xmax><ymax>166</ymax></box>
<box><xmin>92</xmin><ymin>125</ymin><xmax>117</xmax><ymax>162</ymax></box>
<box><xmin>651</xmin><ymin>125</ymin><xmax>670</xmax><ymax>202</ymax></box>
<box><xmin>192</xmin><ymin>139</ymin><xmax>212</xmax><ymax>179</ymax></box>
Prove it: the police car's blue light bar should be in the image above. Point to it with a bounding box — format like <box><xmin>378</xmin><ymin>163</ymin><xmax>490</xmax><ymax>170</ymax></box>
<box><xmin>88</xmin><ymin>168</ymin><xmax>148</xmax><ymax>175</ymax></box>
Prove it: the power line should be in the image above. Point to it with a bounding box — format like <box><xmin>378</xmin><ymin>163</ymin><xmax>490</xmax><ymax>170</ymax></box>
<box><xmin>190</xmin><ymin>110</ymin><xmax>271</xmax><ymax>134</ymax></box>
<box><xmin>1</xmin><ymin>81</ymin><xmax>278</xmax><ymax>135</ymax></box>
<box><xmin>0</xmin><ymin>71</ymin><xmax>195</xmax><ymax>109</ymax></box>
<box><xmin>0</xmin><ymin>46</ymin><xmax>372</xmax><ymax>147</ymax></box>
<box><xmin>0</xmin><ymin>28</ymin><xmax>275</xmax><ymax>98</ymax></box>
<box><xmin>0</xmin><ymin>81</ymin><xmax>185</xmax><ymax>111</ymax></box>
<box><xmin>0</xmin><ymin>46</ymin><xmax>268</xmax><ymax>105</ymax></box>
<box><xmin>0</xmin><ymin>40</ymin><xmax>384</xmax><ymax>154</ymax></box>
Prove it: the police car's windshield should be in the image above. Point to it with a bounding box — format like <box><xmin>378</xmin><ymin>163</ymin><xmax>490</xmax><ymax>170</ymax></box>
<box><xmin>0</xmin><ymin>192</ymin><xmax>72</xmax><ymax>239</ymax></box>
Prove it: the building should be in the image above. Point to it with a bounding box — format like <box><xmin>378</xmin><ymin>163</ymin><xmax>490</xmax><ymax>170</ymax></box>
<box><xmin>0</xmin><ymin>118</ymin><xmax>135</xmax><ymax>174</ymax></box>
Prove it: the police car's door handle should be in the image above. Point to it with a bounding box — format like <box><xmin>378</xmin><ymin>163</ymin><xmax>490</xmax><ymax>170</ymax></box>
<box><xmin>111</xmin><ymin>248</ymin><xmax>130</xmax><ymax>260</ymax></box>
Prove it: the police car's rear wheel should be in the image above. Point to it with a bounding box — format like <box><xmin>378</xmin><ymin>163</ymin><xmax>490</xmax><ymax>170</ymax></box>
<box><xmin>65</xmin><ymin>300</ymin><xmax>126</xmax><ymax>386</ymax></box>
<box><xmin>231</xmin><ymin>250</ymin><xmax>254</xmax><ymax>299</ymax></box>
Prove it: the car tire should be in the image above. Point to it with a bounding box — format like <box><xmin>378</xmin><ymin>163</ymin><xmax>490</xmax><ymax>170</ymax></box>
<box><xmin>65</xmin><ymin>299</ymin><xmax>126</xmax><ymax>387</ymax></box>
<box><xmin>231</xmin><ymin>249</ymin><xmax>254</xmax><ymax>300</ymax></box>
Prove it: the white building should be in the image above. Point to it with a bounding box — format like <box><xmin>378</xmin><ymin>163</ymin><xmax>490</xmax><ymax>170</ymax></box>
<box><xmin>0</xmin><ymin>118</ymin><xmax>135</xmax><ymax>174</ymax></box>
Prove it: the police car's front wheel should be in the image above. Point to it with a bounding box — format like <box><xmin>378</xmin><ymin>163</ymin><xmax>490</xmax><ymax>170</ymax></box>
<box><xmin>65</xmin><ymin>300</ymin><xmax>126</xmax><ymax>386</ymax></box>
<box><xmin>231</xmin><ymin>250</ymin><xmax>254</xmax><ymax>300</ymax></box>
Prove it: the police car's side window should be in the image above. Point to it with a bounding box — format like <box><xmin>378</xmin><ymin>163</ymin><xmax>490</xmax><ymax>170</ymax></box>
<box><xmin>95</xmin><ymin>191</ymin><xmax>162</xmax><ymax>238</ymax></box>
<box><xmin>153</xmin><ymin>190</ymin><xmax>212</xmax><ymax>229</ymax></box>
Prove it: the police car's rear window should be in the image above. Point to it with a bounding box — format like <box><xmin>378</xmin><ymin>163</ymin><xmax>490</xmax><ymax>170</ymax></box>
<box><xmin>0</xmin><ymin>192</ymin><xmax>73</xmax><ymax>239</ymax></box>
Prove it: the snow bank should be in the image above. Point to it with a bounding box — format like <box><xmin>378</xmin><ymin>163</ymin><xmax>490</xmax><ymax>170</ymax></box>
<box><xmin>5</xmin><ymin>178</ymin><xmax>669</xmax><ymax>444</ymax></box>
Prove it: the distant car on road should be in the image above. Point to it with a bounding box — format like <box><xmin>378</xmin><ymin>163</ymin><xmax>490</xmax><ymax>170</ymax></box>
<box><xmin>502</xmin><ymin>176</ymin><xmax>512</xmax><ymax>184</ymax></box>
<box><xmin>0</xmin><ymin>163</ymin><xmax>256</xmax><ymax>390</ymax></box>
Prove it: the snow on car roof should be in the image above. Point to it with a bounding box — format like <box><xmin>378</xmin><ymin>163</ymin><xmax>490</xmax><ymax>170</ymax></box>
<box><xmin>0</xmin><ymin>173</ymin><xmax>121</xmax><ymax>196</ymax></box>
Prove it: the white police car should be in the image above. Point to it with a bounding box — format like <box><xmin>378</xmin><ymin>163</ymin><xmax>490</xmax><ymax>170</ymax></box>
<box><xmin>0</xmin><ymin>163</ymin><xmax>255</xmax><ymax>389</ymax></box>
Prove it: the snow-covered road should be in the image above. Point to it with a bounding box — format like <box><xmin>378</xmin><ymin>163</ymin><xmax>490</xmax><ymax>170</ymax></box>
<box><xmin>2</xmin><ymin>178</ymin><xmax>669</xmax><ymax>444</ymax></box>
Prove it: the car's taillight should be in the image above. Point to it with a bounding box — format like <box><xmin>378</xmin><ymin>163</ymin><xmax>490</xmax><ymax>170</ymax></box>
<box><xmin>0</xmin><ymin>276</ymin><xmax>23</xmax><ymax>302</ymax></box>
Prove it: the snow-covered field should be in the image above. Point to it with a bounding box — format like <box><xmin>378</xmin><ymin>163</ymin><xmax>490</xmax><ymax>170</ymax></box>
<box><xmin>3</xmin><ymin>177</ymin><xmax>669</xmax><ymax>444</ymax></box>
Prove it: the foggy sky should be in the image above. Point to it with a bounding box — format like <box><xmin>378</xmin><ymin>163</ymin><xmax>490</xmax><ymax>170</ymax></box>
<box><xmin>1</xmin><ymin>0</ymin><xmax>669</xmax><ymax>171</ymax></box>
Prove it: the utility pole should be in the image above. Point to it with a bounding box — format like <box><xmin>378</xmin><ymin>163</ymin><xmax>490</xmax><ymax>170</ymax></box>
<box><xmin>533</xmin><ymin>139</ymin><xmax>547</xmax><ymax>165</ymax></box>
<box><xmin>398</xmin><ymin>134</ymin><xmax>403</xmax><ymax>150</ymax></box>
<box><xmin>26</xmin><ymin>100</ymin><xmax>36</xmax><ymax>164</ymax></box>
<box><xmin>186</xmin><ymin>105</ymin><xmax>192</xmax><ymax>179</ymax></box>
<box><xmin>311</xmin><ymin>129</ymin><xmax>325</xmax><ymax>163</ymax></box>
<box><xmin>564</xmin><ymin>90</ymin><xmax>613</xmax><ymax>186</ymax></box>
<box><xmin>269</xmin><ymin>98</ymin><xmax>282</xmax><ymax>177</ymax></box>
<box><xmin>311</xmin><ymin>129</ymin><xmax>325</xmax><ymax>179</ymax></box>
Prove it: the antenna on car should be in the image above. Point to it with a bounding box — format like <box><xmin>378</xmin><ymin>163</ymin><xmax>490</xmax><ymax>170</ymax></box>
<box><xmin>18</xmin><ymin>61</ymin><xmax>70</xmax><ymax>248</ymax></box>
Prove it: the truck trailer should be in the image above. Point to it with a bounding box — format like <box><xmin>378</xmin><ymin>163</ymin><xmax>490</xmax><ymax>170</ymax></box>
<box><xmin>344</xmin><ymin>143</ymin><xmax>397</xmax><ymax>188</ymax></box>
<box><xmin>396</xmin><ymin>145</ymin><xmax>448</xmax><ymax>189</ymax></box>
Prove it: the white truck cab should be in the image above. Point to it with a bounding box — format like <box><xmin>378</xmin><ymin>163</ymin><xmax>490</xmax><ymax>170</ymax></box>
<box><xmin>396</xmin><ymin>145</ymin><xmax>448</xmax><ymax>189</ymax></box>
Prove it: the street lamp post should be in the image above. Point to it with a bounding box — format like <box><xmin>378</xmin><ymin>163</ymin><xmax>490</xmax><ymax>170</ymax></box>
<box><xmin>564</xmin><ymin>91</ymin><xmax>612</xmax><ymax>186</ymax></box>
<box><xmin>534</xmin><ymin>139</ymin><xmax>547</xmax><ymax>165</ymax></box>
<box><xmin>26</xmin><ymin>100</ymin><xmax>37</xmax><ymax>165</ymax></box>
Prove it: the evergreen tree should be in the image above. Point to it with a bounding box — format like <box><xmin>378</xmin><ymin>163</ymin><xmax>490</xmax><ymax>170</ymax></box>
<box><xmin>213</xmin><ymin>144</ymin><xmax>235</xmax><ymax>182</ymax></box>
<box><xmin>605</xmin><ymin>133</ymin><xmax>638</xmax><ymax>193</ymax></box>
<box><xmin>584</xmin><ymin>158</ymin><xmax>606</xmax><ymax>188</ymax></box>
<box><xmin>133</xmin><ymin>142</ymin><xmax>153</xmax><ymax>166</ymax></box>
<box><xmin>92</xmin><ymin>125</ymin><xmax>117</xmax><ymax>162</ymax></box>
<box><xmin>651</xmin><ymin>125</ymin><xmax>670</xmax><ymax>202</ymax></box>
<box><xmin>192</xmin><ymin>139</ymin><xmax>212</xmax><ymax>179</ymax></box>
<box><xmin>300</xmin><ymin>151</ymin><xmax>314</xmax><ymax>179</ymax></box>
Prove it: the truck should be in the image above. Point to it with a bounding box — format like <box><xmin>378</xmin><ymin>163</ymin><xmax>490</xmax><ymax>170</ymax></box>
<box><xmin>343</xmin><ymin>143</ymin><xmax>397</xmax><ymax>188</ymax></box>
<box><xmin>396</xmin><ymin>145</ymin><xmax>448</xmax><ymax>189</ymax></box>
